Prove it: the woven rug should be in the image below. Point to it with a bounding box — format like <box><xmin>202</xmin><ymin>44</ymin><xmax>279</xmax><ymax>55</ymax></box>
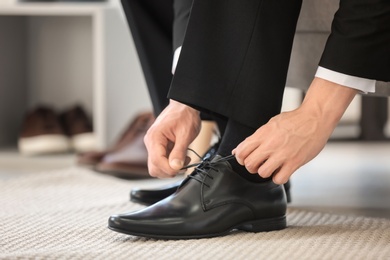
<box><xmin>0</xmin><ymin>168</ymin><xmax>389</xmax><ymax>260</ymax></box>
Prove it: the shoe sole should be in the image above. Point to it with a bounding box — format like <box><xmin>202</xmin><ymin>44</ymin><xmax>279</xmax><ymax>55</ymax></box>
<box><xmin>108</xmin><ymin>215</ymin><xmax>286</xmax><ymax>240</ymax></box>
<box><xmin>286</xmin><ymin>189</ymin><xmax>292</xmax><ymax>203</ymax></box>
<box><xmin>71</xmin><ymin>132</ymin><xmax>97</xmax><ymax>153</ymax></box>
<box><xmin>94</xmin><ymin>165</ymin><xmax>151</xmax><ymax>180</ymax></box>
<box><xmin>18</xmin><ymin>135</ymin><xmax>71</xmax><ymax>155</ymax></box>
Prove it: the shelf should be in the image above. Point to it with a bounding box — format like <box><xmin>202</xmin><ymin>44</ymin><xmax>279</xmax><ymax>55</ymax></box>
<box><xmin>0</xmin><ymin>2</ymin><xmax>152</xmax><ymax>148</ymax></box>
<box><xmin>0</xmin><ymin>2</ymin><xmax>115</xmax><ymax>15</ymax></box>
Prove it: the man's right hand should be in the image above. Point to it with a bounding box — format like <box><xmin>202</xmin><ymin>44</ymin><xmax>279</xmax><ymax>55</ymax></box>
<box><xmin>144</xmin><ymin>100</ymin><xmax>201</xmax><ymax>178</ymax></box>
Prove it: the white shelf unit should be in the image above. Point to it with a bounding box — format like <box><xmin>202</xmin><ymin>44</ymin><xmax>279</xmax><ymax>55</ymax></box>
<box><xmin>0</xmin><ymin>3</ymin><xmax>152</xmax><ymax>149</ymax></box>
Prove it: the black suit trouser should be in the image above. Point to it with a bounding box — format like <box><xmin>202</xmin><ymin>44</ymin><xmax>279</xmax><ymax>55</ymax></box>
<box><xmin>121</xmin><ymin>0</ymin><xmax>303</xmax><ymax>129</ymax></box>
<box><xmin>169</xmin><ymin>0</ymin><xmax>303</xmax><ymax>129</ymax></box>
<box><xmin>120</xmin><ymin>0</ymin><xmax>192</xmax><ymax>116</ymax></box>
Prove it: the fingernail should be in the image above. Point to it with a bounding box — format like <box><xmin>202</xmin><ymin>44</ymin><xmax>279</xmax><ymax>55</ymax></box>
<box><xmin>170</xmin><ymin>159</ymin><xmax>183</xmax><ymax>170</ymax></box>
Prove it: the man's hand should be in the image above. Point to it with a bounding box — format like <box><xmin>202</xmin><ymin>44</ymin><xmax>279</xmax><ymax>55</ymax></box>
<box><xmin>144</xmin><ymin>100</ymin><xmax>201</xmax><ymax>178</ymax></box>
<box><xmin>233</xmin><ymin>77</ymin><xmax>358</xmax><ymax>184</ymax></box>
<box><xmin>233</xmin><ymin>107</ymin><xmax>330</xmax><ymax>184</ymax></box>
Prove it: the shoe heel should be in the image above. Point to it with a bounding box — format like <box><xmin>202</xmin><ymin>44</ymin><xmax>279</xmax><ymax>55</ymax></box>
<box><xmin>237</xmin><ymin>216</ymin><xmax>286</xmax><ymax>232</ymax></box>
<box><xmin>286</xmin><ymin>188</ymin><xmax>292</xmax><ymax>203</ymax></box>
<box><xmin>284</xmin><ymin>181</ymin><xmax>292</xmax><ymax>203</ymax></box>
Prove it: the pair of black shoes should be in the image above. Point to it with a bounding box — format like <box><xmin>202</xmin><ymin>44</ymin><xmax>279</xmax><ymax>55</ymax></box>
<box><xmin>108</xmin><ymin>153</ymin><xmax>291</xmax><ymax>239</ymax></box>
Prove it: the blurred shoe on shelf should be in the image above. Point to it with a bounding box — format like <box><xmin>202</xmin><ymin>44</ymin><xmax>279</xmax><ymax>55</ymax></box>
<box><xmin>94</xmin><ymin>112</ymin><xmax>154</xmax><ymax>179</ymax></box>
<box><xmin>76</xmin><ymin>150</ymin><xmax>106</xmax><ymax>167</ymax></box>
<box><xmin>78</xmin><ymin>111</ymin><xmax>154</xmax><ymax>179</ymax></box>
<box><xmin>77</xmin><ymin>111</ymin><xmax>154</xmax><ymax>166</ymax></box>
<box><xmin>60</xmin><ymin>105</ymin><xmax>97</xmax><ymax>153</ymax></box>
<box><xmin>95</xmin><ymin>131</ymin><xmax>150</xmax><ymax>179</ymax></box>
<box><xmin>18</xmin><ymin>106</ymin><xmax>71</xmax><ymax>155</ymax></box>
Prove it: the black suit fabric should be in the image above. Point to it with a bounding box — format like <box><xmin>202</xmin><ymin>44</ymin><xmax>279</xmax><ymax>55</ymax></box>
<box><xmin>319</xmin><ymin>0</ymin><xmax>390</xmax><ymax>81</ymax></box>
<box><xmin>173</xmin><ymin>0</ymin><xmax>193</xmax><ymax>51</ymax></box>
<box><xmin>169</xmin><ymin>0</ymin><xmax>303</xmax><ymax>129</ymax></box>
<box><xmin>120</xmin><ymin>0</ymin><xmax>173</xmax><ymax>115</ymax></box>
<box><xmin>120</xmin><ymin>0</ymin><xmax>193</xmax><ymax>116</ymax></box>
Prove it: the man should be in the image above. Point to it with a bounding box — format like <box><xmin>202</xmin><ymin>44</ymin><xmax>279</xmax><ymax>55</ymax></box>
<box><xmin>109</xmin><ymin>0</ymin><xmax>390</xmax><ymax>239</ymax></box>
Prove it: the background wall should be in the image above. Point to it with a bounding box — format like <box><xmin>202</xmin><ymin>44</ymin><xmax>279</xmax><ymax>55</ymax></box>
<box><xmin>0</xmin><ymin>16</ymin><xmax>28</xmax><ymax>146</ymax></box>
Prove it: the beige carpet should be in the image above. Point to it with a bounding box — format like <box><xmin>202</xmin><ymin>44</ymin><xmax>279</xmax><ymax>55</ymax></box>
<box><xmin>1</xmin><ymin>168</ymin><xmax>389</xmax><ymax>260</ymax></box>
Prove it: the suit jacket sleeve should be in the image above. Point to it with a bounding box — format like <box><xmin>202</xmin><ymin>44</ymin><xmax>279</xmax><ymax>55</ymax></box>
<box><xmin>319</xmin><ymin>0</ymin><xmax>390</xmax><ymax>82</ymax></box>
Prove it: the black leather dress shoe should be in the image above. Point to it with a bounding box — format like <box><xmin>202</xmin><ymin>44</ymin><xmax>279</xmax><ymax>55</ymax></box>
<box><xmin>130</xmin><ymin>181</ymin><xmax>182</xmax><ymax>205</ymax></box>
<box><xmin>131</xmin><ymin>178</ymin><xmax>291</xmax><ymax>206</ymax></box>
<box><xmin>109</xmin><ymin>155</ymin><xmax>287</xmax><ymax>239</ymax></box>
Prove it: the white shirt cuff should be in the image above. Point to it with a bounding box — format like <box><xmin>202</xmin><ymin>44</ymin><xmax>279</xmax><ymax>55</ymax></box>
<box><xmin>172</xmin><ymin>46</ymin><xmax>182</xmax><ymax>75</ymax></box>
<box><xmin>315</xmin><ymin>66</ymin><xmax>376</xmax><ymax>93</ymax></box>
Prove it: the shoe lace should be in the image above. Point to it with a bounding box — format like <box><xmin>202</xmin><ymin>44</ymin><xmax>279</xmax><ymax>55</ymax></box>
<box><xmin>180</xmin><ymin>149</ymin><xmax>235</xmax><ymax>188</ymax></box>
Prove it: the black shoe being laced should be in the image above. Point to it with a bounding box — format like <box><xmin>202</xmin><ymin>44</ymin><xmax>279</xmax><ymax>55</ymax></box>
<box><xmin>109</xmin><ymin>154</ymin><xmax>288</xmax><ymax>239</ymax></box>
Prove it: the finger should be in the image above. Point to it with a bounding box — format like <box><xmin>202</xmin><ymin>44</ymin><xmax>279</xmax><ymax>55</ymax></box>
<box><xmin>242</xmin><ymin>149</ymin><xmax>270</xmax><ymax>173</ymax></box>
<box><xmin>168</xmin><ymin>138</ymin><xmax>190</xmax><ymax>171</ymax></box>
<box><xmin>183</xmin><ymin>156</ymin><xmax>192</xmax><ymax>167</ymax></box>
<box><xmin>175</xmin><ymin>156</ymin><xmax>192</xmax><ymax>175</ymax></box>
<box><xmin>271</xmin><ymin>163</ymin><xmax>296</xmax><ymax>185</ymax></box>
<box><xmin>233</xmin><ymin>138</ymin><xmax>261</xmax><ymax>165</ymax></box>
<box><xmin>148</xmin><ymin>149</ymin><xmax>176</xmax><ymax>178</ymax></box>
<box><xmin>256</xmin><ymin>156</ymin><xmax>283</xmax><ymax>179</ymax></box>
<box><xmin>146</xmin><ymin>139</ymin><xmax>178</xmax><ymax>177</ymax></box>
<box><xmin>148</xmin><ymin>162</ymin><xmax>176</xmax><ymax>178</ymax></box>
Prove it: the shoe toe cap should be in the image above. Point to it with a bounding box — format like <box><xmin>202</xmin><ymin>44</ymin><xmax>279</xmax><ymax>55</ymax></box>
<box><xmin>108</xmin><ymin>215</ymin><xmax>124</xmax><ymax>229</ymax></box>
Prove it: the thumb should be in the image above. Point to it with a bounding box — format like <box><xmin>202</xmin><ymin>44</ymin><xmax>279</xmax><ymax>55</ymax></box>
<box><xmin>168</xmin><ymin>140</ymin><xmax>189</xmax><ymax>171</ymax></box>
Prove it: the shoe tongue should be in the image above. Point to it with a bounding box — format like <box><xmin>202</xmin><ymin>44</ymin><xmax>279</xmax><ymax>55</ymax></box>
<box><xmin>179</xmin><ymin>154</ymin><xmax>233</xmax><ymax>189</ymax></box>
<box><xmin>209</xmin><ymin>154</ymin><xmax>233</xmax><ymax>170</ymax></box>
<box><xmin>210</xmin><ymin>155</ymin><xmax>223</xmax><ymax>163</ymax></box>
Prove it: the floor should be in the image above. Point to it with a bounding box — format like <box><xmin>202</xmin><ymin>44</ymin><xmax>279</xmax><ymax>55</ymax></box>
<box><xmin>289</xmin><ymin>141</ymin><xmax>390</xmax><ymax>219</ymax></box>
<box><xmin>1</xmin><ymin>141</ymin><xmax>389</xmax><ymax>219</ymax></box>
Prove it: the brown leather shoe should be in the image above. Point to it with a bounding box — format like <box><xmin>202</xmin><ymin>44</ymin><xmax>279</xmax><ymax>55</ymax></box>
<box><xmin>18</xmin><ymin>106</ymin><xmax>70</xmax><ymax>155</ymax></box>
<box><xmin>77</xmin><ymin>112</ymin><xmax>154</xmax><ymax>171</ymax></box>
<box><xmin>76</xmin><ymin>150</ymin><xmax>107</xmax><ymax>166</ymax></box>
<box><xmin>60</xmin><ymin>105</ymin><xmax>96</xmax><ymax>153</ymax></box>
<box><xmin>94</xmin><ymin>112</ymin><xmax>154</xmax><ymax>179</ymax></box>
<box><xmin>94</xmin><ymin>134</ymin><xmax>149</xmax><ymax>179</ymax></box>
